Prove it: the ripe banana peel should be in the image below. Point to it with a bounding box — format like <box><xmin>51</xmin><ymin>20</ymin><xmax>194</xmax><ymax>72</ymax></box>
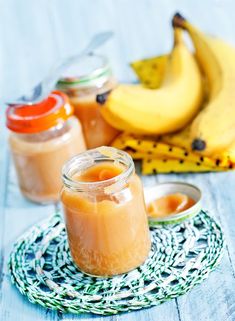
<box><xmin>162</xmin><ymin>127</ymin><xmax>234</xmax><ymax>166</ymax></box>
<box><xmin>173</xmin><ymin>13</ymin><xmax>235</xmax><ymax>156</ymax></box>
<box><xmin>142</xmin><ymin>158</ymin><xmax>224</xmax><ymax>175</ymax></box>
<box><xmin>100</xmin><ymin>28</ymin><xmax>203</xmax><ymax>135</ymax></box>
<box><xmin>112</xmin><ymin>133</ymin><xmax>234</xmax><ymax>174</ymax></box>
<box><xmin>130</xmin><ymin>55</ymin><xmax>168</xmax><ymax>89</ymax></box>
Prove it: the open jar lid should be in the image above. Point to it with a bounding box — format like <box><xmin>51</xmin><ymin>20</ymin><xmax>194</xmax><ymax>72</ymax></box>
<box><xmin>145</xmin><ymin>182</ymin><xmax>202</xmax><ymax>226</ymax></box>
<box><xmin>57</xmin><ymin>54</ymin><xmax>112</xmax><ymax>89</ymax></box>
<box><xmin>6</xmin><ymin>90</ymin><xmax>73</xmax><ymax>134</ymax></box>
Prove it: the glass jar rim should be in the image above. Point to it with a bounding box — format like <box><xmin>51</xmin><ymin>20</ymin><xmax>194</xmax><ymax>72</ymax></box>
<box><xmin>62</xmin><ymin>147</ymin><xmax>135</xmax><ymax>193</ymax></box>
<box><xmin>57</xmin><ymin>54</ymin><xmax>112</xmax><ymax>88</ymax></box>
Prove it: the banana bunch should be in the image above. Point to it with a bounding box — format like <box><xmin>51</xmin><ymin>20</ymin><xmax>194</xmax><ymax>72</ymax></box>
<box><xmin>109</xmin><ymin>13</ymin><xmax>235</xmax><ymax>174</ymax></box>
<box><xmin>172</xmin><ymin>13</ymin><xmax>235</xmax><ymax>156</ymax></box>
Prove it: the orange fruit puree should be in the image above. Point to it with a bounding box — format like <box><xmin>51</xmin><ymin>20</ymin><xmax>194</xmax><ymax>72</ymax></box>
<box><xmin>147</xmin><ymin>193</ymin><xmax>195</xmax><ymax>218</ymax></box>
<box><xmin>72</xmin><ymin>98</ymin><xmax>119</xmax><ymax>149</ymax></box>
<box><xmin>76</xmin><ymin>162</ymin><xmax>123</xmax><ymax>182</ymax></box>
<box><xmin>61</xmin><ymin>162</ymin><xmax>151</xmax><ymax>276</ymax></box>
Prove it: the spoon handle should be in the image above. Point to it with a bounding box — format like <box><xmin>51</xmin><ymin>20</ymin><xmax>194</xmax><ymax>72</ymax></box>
<box><xmin>80</xmin><ymin>31</ymin><xmax>114</xmax><ymax>56</ymax></box>
<box><xmin>7</xmin><ymin>31</ymin><xmax>114</xmax><ymax>105</ymax></box>
<box><xmin>44</xmin><ymin>31</ymin><xmax>114</xmax><ymax>90</ymax></box>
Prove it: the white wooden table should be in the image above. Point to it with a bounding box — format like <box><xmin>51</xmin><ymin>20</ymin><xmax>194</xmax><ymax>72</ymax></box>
<box><xmin>0</xmin><ymin>1</ymin><xmax>235</xmax><ymax>320</ymax></box>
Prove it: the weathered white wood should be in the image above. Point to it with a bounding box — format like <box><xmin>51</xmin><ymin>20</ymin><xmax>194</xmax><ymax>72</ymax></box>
<box><xmin>1</xmin><ymin>207</ymin><xmax>58</xmax><ymax>321</ymax></box>
<box><xmin>61</xmin><ymin>301</ymin><xmax>180</xmax><ymax>321</ymax></box>
<box><xmin>0</xmin><ymin>104</ymin><xmax>9</xmax><ymax>320</ymax></box>
<box><xmin>162</xmin><ymin>173</ymin><xmax>235</xmax><ymax>321</ymax></box>
<box><xmin>0</xmin><ymin>0</ymin><xmax>60</xmax><ymax>101</ymax></box>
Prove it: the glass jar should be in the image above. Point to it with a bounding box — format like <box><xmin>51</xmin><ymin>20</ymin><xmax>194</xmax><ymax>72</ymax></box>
<box><xmin>61</xmin><ymin>146</ymin><xmax>151</xmax><ymax>276</ymax></box>
<box><xmin>6</xmin><ymin>90</ymin><xmax>86</xmax><ymax>204</ymax></box>
<box><xmin>57</xmin><ymin>54</ymin><xmax>120</xmax><ymax>149</ymax></box>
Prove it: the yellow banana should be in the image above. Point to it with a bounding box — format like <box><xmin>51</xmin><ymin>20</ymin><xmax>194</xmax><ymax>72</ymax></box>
<box><xmin>142</xmin><ymin>157</ymin><xmax>225</xmax><ymax>175</ymax></box>
<box><xmin>173</xmin><ymin>13</ymin><xmax>235</xmax><ymax>155</ymax></box>
<box><xmin>99</xmin><ymin>28</ymin><xmax>203</xmax><ymax>135</ymax></box>
<box><xmin>131</xmin><ymin>53</ymin><xmax>210</xmax><ymax>98</ymax></box>
<box><xmin>162</xmin><ymin>127</ymin><xmax>232</xmax><ymax>167</ymax></box>
<box><xmin>130</xmin><ymin>55</ymin><xmax>168</xmax><ymax>89</ymax></box>
<box><xmin>112</xmin><ymin>133</ymin><xmax>232</xmax><ymax>169</ymax></box>
<box><xmin>161</xmin><ymin>126</ymin><xmax>192</xmax><ymax>149</ymax></box>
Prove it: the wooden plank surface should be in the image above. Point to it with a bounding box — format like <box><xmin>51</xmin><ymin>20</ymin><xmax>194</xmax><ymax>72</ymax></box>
<box><xmin>1</xmin><ymin>1</ymin><xmax>235</xmax><ymax>320</ymax></box>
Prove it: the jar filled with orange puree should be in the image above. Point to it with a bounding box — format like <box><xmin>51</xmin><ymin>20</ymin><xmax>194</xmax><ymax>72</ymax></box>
<box><xmin>57</xmin><ymin>54</ymin><xmax>120</xmax><ymax>149</ymax></box>
<box><xmin>6</xmin><ymin>91</ymin><xmax>86</xmax><ymax>204</ymax></box>
<box><xmin>61</xmin><ymin>147</ymin><xmax>151</xmax><ymax>276</ymax></box>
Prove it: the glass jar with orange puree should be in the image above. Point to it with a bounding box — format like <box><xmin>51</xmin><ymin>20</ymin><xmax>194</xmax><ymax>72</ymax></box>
<box><xmin>57</xmin><ymin>54</ymin><xmax>120</xmax><ymax>149</ymax></box>
<box><xmin>61</xmin><ymin>147</ymin><xmax>151</xmax><ymax>276</ymax></box>
<box><xmin>6</xmin><ymin>91</ymin><xmax>86</xmax><ymax>204</ymax></box>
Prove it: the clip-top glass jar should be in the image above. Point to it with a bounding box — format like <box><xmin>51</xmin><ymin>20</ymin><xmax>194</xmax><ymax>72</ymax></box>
<box><xmin>57</xmin><ymin>54</ymin><xmax>120</xmax><ymax>149</ymax></box>
<box><xmin>6</xmin><ymin>90</ymin><xmax>86</xmax><ymax>204</ymax></box>
<box><xmin>61</xmin><ymin>146</ymin><xmax>151</xmax><ymax>276</ymax></box>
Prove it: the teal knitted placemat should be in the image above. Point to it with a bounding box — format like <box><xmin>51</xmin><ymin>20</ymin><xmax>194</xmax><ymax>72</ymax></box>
<box><xmin>9</xmin><ymin>210</ymin><xmax>224</xmax><ymax>315</ymax></box>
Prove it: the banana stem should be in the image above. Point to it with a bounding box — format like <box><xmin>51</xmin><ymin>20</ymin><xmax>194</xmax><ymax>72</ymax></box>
<box><xmin>172</xmin><ymin>12</ymin><xmax>187</xmax><ymax>29</ymax></box>
<box><xmin>174</xmin><ymin>28</ymin><xmax>183</xmax><ymax>46</ymax></box>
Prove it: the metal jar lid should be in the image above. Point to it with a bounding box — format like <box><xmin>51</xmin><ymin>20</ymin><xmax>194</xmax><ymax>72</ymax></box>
<box><xmin>144</xmin><ymin>182</ymin><xmax>202</xmax><ymax>226</ymax></box>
